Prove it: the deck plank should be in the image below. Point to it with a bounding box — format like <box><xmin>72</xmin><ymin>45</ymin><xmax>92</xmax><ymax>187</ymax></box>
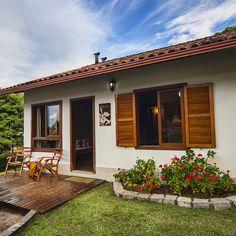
<box><xmin>0</xmin><ymin>172</ymin><xmax>104</xmax><ymax>213</ymax></box>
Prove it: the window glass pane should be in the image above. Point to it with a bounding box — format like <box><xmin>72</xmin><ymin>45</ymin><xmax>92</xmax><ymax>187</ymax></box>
<box><xmin>32</xmin><ymin>106</ymin><xmax>45</xmax><ymax>137</ymax></box>
<box><xmin>34</xmin><ymin>140</ymin><xmax>59</xmax><ymax>148</ymax></box>
<box><xmin>137</xmin><ymin>91</ymin><xmax>158</xmax><ymax>145</ymax></box>
<box><xmin>160</xmin><ymin>90</ymin><xmax>182</xmax><ymax>143</ymax></box>
<box><xmin>47</xmin><ymin>105</ymin><xmax>60</xmax><ymax>135</ymax></box>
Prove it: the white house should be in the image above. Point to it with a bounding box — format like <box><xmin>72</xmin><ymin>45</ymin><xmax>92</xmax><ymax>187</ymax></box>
<box><xmin>1</xmin><ymin>30</ymin><xmax>236</xmax><ymax>180</ymax></box>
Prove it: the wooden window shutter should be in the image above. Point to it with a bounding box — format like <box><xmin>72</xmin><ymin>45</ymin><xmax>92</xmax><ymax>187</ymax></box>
<box><xmin>184</xmin><ymin>83</ymin><xmax>216</xmax><ymax>148</ymax></box>
<box><xmin>116</xmin><ymin>93</ymin><xmax>137</xmax><ymax>147</ymax></box>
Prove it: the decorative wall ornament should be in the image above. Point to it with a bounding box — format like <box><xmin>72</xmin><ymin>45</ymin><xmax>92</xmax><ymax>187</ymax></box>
<box><xmin>99</xmin><ymin>103</ymin><xmax>111</xmax><ymax>126</ymax></box>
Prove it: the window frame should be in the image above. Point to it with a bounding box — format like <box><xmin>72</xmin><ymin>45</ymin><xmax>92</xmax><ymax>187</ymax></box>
<box><xmin>31</xmin><ymin>100</ymin><xmax>62</xmax><ymax>152</ymax></box>
<box><xmin>135</xmin><ymin>84</ymin><xmax>186</xmax><ymax>150</ymax></box>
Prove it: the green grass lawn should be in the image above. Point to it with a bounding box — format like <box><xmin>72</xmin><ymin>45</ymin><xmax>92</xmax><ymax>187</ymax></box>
<box><xmin>16</xmin><ymin>183</ymin><xmax>236</xmax><ymax>236</ymax></box>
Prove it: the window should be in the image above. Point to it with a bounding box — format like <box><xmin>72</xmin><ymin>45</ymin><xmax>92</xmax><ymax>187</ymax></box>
<box><xmin>136</xmin><ymin>87</ymin><xmax>184</xmax><ymax>149</ymax></box>
<box><xmin>32</xmin><ymin>101</ymin><xmax>62</xmax><ymax>151</ymax></box>
<box><xmin>160</xmin><ymin>89</ymin><xmax>183</xmax><ymax>144</ymax></box>
<box><xmin>136</xmin><ymin>91</ymin><xmax>158</xmax><ymax>145</ymax></box>
<box><xmin>116</xmin><ymin>83</ymin><xmax>215</xmax><ymax>149</ymax></box>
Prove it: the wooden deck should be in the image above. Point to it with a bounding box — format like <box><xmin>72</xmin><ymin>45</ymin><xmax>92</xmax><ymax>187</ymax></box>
<box><xmin>0</xmin><ymin>172</ymin><xmax>104</xmax><ymax>213</ymax></box>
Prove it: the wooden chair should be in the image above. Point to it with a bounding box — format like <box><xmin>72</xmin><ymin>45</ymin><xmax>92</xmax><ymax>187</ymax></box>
<box><xmin>5</xmin><ymin>147</ymin><xmax>32</xmax><ymax>177</ymax></box>
<box><xmin>32</xmin><ymin>148</ymin><xmax>62</xmax><ymax>181</ymax></box>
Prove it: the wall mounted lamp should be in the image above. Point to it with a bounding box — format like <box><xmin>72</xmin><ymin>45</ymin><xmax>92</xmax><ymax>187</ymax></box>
<box><xmin>108</xmin><ymin>79</ymin><xmax>116</xmax><ymax>92</ymax></box>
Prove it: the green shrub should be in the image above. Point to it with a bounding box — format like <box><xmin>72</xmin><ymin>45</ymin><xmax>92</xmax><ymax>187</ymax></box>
<box><xmin>114</xmin><ymin>149</ymin><xmax>235</xmax><ymax>197</ymax></box>
<box><xmin>160</xmin><ymin>149</ymin><xmax>235</xmax><ymax>196</ymax></box>
<box><xmin>0</xmin><ymin>153</ymin><xmax>10</xmax><ymax>171</ymax></box>
<box><xmin>114</xmin><ymin>158</ymin><xmax>161</xmax><ymax>193</ymax></box>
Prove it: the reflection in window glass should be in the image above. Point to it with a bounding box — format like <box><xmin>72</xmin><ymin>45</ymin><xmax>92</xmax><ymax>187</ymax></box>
<box><xmin>137</xmin><ymin>91</ymin><xmax>158</xmax><ymax>145</ymax></box>
<box><xmin>160</xmin><ymin>90</ymin><xmax>182</xmax><ymax>143</ymax></box>
<box><xmin>47</xmin><ymin>105</ymin><xmax>60</xmax><ymax>135</ymax></box>
<box><xmin>32</xmin><ymin>106</ymin><xmax>45</xmax><ymax>137</ymax></box>
<box><xmin>34</xmin><ymin>140</ymin><xmax>59</xmax><ymax>148</ymax></box>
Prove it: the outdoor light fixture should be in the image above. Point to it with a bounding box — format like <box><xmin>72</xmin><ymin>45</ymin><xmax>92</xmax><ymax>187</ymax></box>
<box><xmin>108</xmin><ymin>79</ymin><xmax>116</xmax><ymax>92</ymax></box>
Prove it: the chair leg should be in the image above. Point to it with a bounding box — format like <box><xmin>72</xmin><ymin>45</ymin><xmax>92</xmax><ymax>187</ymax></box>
<box><xmin>4</xmin><ymin>163</ymin><xmax>9</xmax><ymax>177</ymax></box>
<box><xmin>56</xmin><ymin>164</ymin><xmax>59</xmax><ymax>175</ymax></box>
<box><xmin>37</xmin><ymin>167</ymin><xmax>43</xmax><ymax>182</ymax></box>
<box><xmin>19</xmin><ymin>164</ymin><xmax>24</xmax><ymax>177</ymax></box>
<box><xmin>48</xmin><ymin>168</ymin><xmax>53</xmax><ymax>174</ymax></box>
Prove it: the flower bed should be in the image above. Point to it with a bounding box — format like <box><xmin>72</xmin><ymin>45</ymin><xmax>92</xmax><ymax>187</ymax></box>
<box><xmin>114</xmin><ymin>150</ymin><xmax>236</xmax><ymax>199</ymax></box>
<box><xmin>113</xmin><ymin>181</ymin><xmax>236</xmax><ymax>210</ymax></box>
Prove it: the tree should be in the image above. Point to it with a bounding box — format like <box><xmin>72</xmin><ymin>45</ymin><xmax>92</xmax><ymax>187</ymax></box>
<box><xmin>223</xmin><ymin>26</ymin><xmax>236</xmax><ymax>32</ymax></box>
<box><xmin>0</xmin><ymin>93</ymin><xmax>24</xmax><ymax>153</ymax></box>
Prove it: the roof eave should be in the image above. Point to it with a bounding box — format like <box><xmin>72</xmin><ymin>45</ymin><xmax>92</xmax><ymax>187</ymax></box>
<box><xmin>1</xmin><ymin>37</ymin><xmax>236</xmax><ymax>95</ymax></box>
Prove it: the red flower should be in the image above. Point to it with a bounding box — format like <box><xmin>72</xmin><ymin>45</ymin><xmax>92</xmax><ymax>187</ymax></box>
<box><xmin>197</xmin><ymin>174</ymin><xmax>203</xmax><ymax>180</ymax></box>
<box><xmin>136</xmin><ymin>185</ymin><xmax>144</xmax><ymax>192</ymax></box>
<box><xmin>160</xmin><ymin>175</ymin><xmax>166</xmax><ymax>180</ymax></box>
<box><xmin>152</xmin><ymin>184</ymin><xmax>158</xmax><ymax>190</ymax></box>
<box><xmin>194</xmin><ymin>166</ymin><xmax>201</xmax><ymax>171</ymax></box>
<box><xmin>203</xmin><ymin>171</ymin><xmax>209</xmax><ymax>175</ymax></box>
<box><xmin>181</xmin><ymin>163</ymin><xmax>186</xmax><ymax>168</ymax></box>
<box><xmin>197</xmin><ymin>153</ymin><xmax>203</xmax><ymax>157</ymax></box>
<box><xmin>159</xmin><ymin>164</ymin><xmax>163</xmax><ymax>168</ymax></box>
<box><xmin>172</xmin><ymin>156</ymin><xmax>180</xmax><ymax>161</ymax></box>
<box><xmin>186</xmin><ymin>177</ymin><xmax>192</xmax><ymax>182</ymax></box>
<box><xmin>189</xmin><ymin>173</ymin><xmax>195</xmax><ymax>178</ymax></box>
<box><xmin>210</xmin><ymin>175</ymin><xmax>217</xmax><ymax>181</ymax></box>
<box><xmin>164</xmin><ymin>164</ymin><xmax>168</xmax><ymax>168</ymax></box>
<box><xmin>146</xmin><ymin>181</ymin><xmax>152</xmax><ymax>187</ymax></box>
<box><xmin>146</xmin><ymin>175</ymin><xmax>152</xmax><ymax>180</ymax></box>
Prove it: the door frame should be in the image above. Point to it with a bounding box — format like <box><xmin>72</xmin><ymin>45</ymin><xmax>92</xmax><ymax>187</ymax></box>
<box><xmin>70</xmin><ymin>96</ymin><xmax>96</xmax><ymax>173</ymax></box>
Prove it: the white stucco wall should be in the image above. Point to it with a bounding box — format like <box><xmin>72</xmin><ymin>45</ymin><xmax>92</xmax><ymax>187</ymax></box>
<box><xmin>24</xmin><ymin>49</ymin><xmax>236</xmax><ymax>177</ymax></box>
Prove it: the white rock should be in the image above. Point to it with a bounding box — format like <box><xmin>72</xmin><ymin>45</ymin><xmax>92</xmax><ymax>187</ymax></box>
<box><xmin>137</xmin><ymin>193</ymin><xmax>151</xmax><ymax>201</ymax></box>
<box><xmin>113</xmin><ymin>182</ymin><xmax>125</xmax><ymax>197</ymax></box>
<box><xmin>192</xmin><ymin>198</ymin><xmax>210</xmax><ymax>208</ymax></box>
<box><xmin>177</xmin><ymin>196</ymin><xmax>192</xmax><ymax>208</ymax></box>
<box><xmin>210</xmin><ymin>198</ymin><xmax>232</xmax><ymax>210</ymax></box>
<box><xmin>122</xmin><ymin>190</ymin><xmax>138</xmax><ymax>200</ymax></box>
<box><xmin>150</xmin><ymin>194</ymin><xmax>164</xmax><ymax>203</ymax></box>
<box><xmin>225</xmin><ymin>195</ymin><xmax>236</xmax><ymax>206</ymax></box>
<box><xmin>113</xmin><ymin>181</ymin><xmax>123</xmax><ymax>190</ymax></box>
<box><xmin>114</xmin><ymin>188</ymin><xmax>125</xmax><ymax>197</ymax></box>
<box><xmin>164</xmin><ymin>195</ymin><xmax>178</xmax><ymax>205</ymax></box>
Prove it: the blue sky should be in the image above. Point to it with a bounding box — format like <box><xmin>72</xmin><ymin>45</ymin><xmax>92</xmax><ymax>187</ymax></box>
<box><xmin>0</xmin><ymin>0</ymin><xmax>236</xmax><ymax>88</ymax></box>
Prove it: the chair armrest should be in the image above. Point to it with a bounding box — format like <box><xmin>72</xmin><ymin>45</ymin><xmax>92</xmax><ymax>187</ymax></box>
<box><xmin>38</xmin><ymin>156</ymin><xmax>51</xmax><ymax>161</ymax></box>
<box><xmin>45</xmin><ymin>157</ymin><xmax>61</xmax><ymax>164</ymax></box>
<box><xmin>7</xmin><ymin>155</ymin><xmax>15</xmax><ymax>161</ymax></box>
<box><xmin>38</xmin><ymin>156</ymin><xmax>54</xmax><ymax>164</ymax></box>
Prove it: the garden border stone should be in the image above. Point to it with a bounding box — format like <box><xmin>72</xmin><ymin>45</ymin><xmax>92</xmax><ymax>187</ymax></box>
<box><xmin>137</xmin><ymin>193</ymin><xmax>151</xmax><ymax>201</ymax></box>
<box><xmin>177</xmin><ymin>196</ymin><xmax>192</xmax><ymax>208</ymax></box>
<box><xmin>209</xmin><ymin>198</ymin><xmax>231</xmax><ymax>210</ymax></box>
<box><xmin>192</xmin><ymin>198</ymin><xmax>210</xmax><ymax>208</ymax></box>
<box><xmin>164</xmin><ymin>195</ymin><xmax>178</xmax><ymax>205</ymax></box>
<box><xmin>225</xmin><ymin>195</ymin><xmax>236</xmax><ymax>207</ymax></box>
<box><xmin>113</xmin><ymin>181</ymin><xmax>236</xmax><ymax>210</ymax></box>
<box><xmin>150</xmin><ymin>194</ymin><xmax>164</xmax><ymax>203</ymax></box>
<box><xmin>122</xmin><ymin>190</ymin><xmax>139</xmax><ymax>200</ymax></box>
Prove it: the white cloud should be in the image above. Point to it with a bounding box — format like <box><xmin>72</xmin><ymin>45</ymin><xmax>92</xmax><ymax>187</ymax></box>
<box><xmin>163</xmin><ymin>0</ymin><xmax>236</xmax><ymax>44</ymax></box>
<box><xmin>138</xmin><ymin>0</ymin><xmax>189</xmax><ymax>29</ymax></box>
<box><xmin>0</xmin><ymin>0</ymin><xmax>112</xmax><ymax>88</ymax></box>
<box><xmin>105</xmin><ymin>40</ymin><xmax>158</xmax><ymax>58</ymax></box>
<box><xmin>0</xmin><ymin>0</ymin><xmax>235</xmax><ymax>88</ymax></box>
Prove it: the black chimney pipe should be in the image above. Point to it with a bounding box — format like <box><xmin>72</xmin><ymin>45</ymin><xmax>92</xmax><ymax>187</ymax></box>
<box><xmin>94</xmin><ymin>52</ymin><xmax>100</xmax><ymax>64</ymax></box>
<box><xmin>101</xmin><ymin>57</ymin><xmax>107</xmax><ymax>62</ymax></box>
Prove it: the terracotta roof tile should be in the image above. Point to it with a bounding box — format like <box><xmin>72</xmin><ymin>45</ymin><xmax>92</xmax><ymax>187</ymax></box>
<box><xmin>1</xmin><ymin>30</ymin><xmax>236</xmax><ymax>94</ymax></box>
